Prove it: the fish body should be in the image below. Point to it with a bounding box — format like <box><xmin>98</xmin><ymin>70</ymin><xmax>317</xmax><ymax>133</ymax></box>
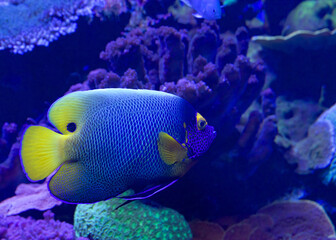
<box><xmin>181</xmin><ymin>0</ymin><xmax>221</xmax><ymax>20</ymax></box>
<box><xmin>21</xmin><ymin>89</ymin><xmax>216</xmax><ymax>203</ymax></box>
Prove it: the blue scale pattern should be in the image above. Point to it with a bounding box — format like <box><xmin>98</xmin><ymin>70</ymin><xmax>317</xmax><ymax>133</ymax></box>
<box><xmin>49</xmin><ymin>89</ymin><xmax>202</xmax><ymax>203</ymax></box>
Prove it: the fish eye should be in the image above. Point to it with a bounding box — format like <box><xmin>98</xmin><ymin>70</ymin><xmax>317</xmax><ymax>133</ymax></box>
<box><xmin>213</xmin><ymin>9</ymin><xmax>215</xmax><ymax>13</ymax></box>
<box><xmin>67</xmin><ymin>122</ymin><xmax>76</xmax><ymax>132</ymax></box>
<box><xmin>196</xmin><ymin>112</ymin><xmax>207</xmax><ymax>130</ymax></box>
<box><xmin>198</xmin><ymin>120</ymin><xmax>207</xmax><ymax>130</ymax></box>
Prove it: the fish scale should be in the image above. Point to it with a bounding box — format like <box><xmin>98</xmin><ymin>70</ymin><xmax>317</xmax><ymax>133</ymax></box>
<box><xmin>53</xmin><ymin>91</ymin><xmax>190</xmax><ymax>202</ymax></box>
<box><xmin>21</xmin><ymin>89</ymin><xmax>216</xmax><ymax>203</ymax></box>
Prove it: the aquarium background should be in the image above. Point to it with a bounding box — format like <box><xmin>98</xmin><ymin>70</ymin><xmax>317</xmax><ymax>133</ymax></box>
<box><xmin>1</xmin><ymin>0</ymin><xmax>336</xmax><ymax>239</ymax></box>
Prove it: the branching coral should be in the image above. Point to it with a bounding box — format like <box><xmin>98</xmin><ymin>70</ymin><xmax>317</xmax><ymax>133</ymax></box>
<box><xmin>91</xmin><ymin>24</ymin><xmax>265</xmax><ymax>138</ymax></box>
<box><xmin>227</xmin><ymin>88</ymin><xmax>277</xmax><ymax>178</ymax></box>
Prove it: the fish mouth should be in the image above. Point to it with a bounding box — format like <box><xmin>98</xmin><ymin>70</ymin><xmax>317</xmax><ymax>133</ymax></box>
<box><xmin>212</xmin><ymin>130</ymin><xmax>217</xmax><ymax>139</ymax></box>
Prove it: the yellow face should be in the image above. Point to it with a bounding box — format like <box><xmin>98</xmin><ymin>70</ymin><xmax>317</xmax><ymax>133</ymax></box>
<box><xmin>196</xmin><ymin>112</ymin><xmax>208</xmax><ymax>131</ymax></box>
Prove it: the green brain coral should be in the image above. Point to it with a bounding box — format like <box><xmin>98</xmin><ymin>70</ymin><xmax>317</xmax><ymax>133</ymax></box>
<box><xmin>74</xmin><ymin>191</ymin><xmax>192</xmax><ymax>240</ymax></box>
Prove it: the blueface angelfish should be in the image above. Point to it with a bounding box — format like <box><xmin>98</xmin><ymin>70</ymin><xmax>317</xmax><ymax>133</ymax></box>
<box><xmin>21</xmin><ymin>89</ymin><xmax>216</xmax><ymax>203</ymax></box>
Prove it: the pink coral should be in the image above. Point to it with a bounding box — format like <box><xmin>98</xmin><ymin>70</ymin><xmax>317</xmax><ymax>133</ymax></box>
<box><xmin>189</xmin><ymin>220</ymin><xmax>225</xmax><ymax>240</ymax></box>
<box><xmin>0</xmin><ymin>176</ymin><xmax>62</xmax><ymax>216</ymax></box>
<box><xmin>223</xmin><ymin>200</ymin><xmax>336</xmax><ymax>240</ymax></box>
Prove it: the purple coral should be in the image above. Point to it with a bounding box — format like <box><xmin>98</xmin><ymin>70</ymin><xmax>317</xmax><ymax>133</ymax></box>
<box><xmin>0</xmin><ymin>176</ymin><xmax>62</xmax><ymax>216</ymax></box>
<box><xmin>223</xmin><ymin>200</ymin><xmax>336</xmax><ymax>240</ymax></box>
<box><xmin>231</xmin><ymin>88</ymin><xmax>277</xmax><ymax>178</ymax></box>
<box><xmin>100</xmin><ymin>25</ymin><xmax>188</xmax><ymax>83</ymax></box>
<box><xmin>0</xmin><ymin>210</ymin><xmax>86</xmax><ymax>240</ymax></box>
<box><xmin>90</xmin><ymin>23</ymin><xmax>264</xmax><ymax>124</ymax></box>
<box><xmin>188</xmin><ymin>21</ymin><xmax>220</xmax><ymax>73</ymax></box>
<box><xmin>100</xmin><ymin>35</ymin><xmax>146</xmax><ymax>80</ymax></box>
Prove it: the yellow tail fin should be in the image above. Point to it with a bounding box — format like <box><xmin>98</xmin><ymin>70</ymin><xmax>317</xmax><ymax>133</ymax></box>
<box><xmin>21</xmin><ymin>126</ymin><xmax>66</xmax><ymax>181</ymax></box>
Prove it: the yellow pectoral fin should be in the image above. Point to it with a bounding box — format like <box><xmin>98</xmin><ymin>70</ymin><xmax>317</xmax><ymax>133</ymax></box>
<box><xmin>158</xmin><ymin>132</ymin><xmax>187</xmax><ymax>165</ymax></box>
<box><xmin>21</xmin><ymin>126</ymin><xmax>67</xmax><ymax>181</ymax></box>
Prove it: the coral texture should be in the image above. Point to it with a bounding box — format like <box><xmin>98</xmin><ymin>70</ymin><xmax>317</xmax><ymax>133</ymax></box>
<box><xmin>223</xmin><ymin>200</ymin><xmax>336</xmax><ymax>240</ymax></box>
<box><xmin>275</xmin><ymin>98</ymin><xmax>324</xmax><ymax>147</ymax></box>
<box><xmin>0</xmin><ymin>0</ymin><xmax>105</xmax><ymax>53</ymax></box>
<box><xmin>0</xmin><ymin>176</ymin><xmax>62</xmax><ymax>216</ymax></box>
<box><xmin>0</xmin><ymin>210</ymin><xmax>84</xmax><ymax>240</ymax></box>
<box><xmin>282</xmin><ymin>0</ymin><xmax>336</xmax><ymax>35</ymax></box>
<box><xmin>189</xmin><ymin>220</ymin><xmax>225</xmax><ymax>240</ymax></box>
<box><xmin>69</xmin><ymin>23</ymin><xmax>265</xmax><ymax>140</ymax></box>
<box><xmin>315</xmin><ymin>103</ymin><xmax>336</xmax><ymax>184</ymax></box>
<box><xmin>250</xmin><ymin>27</ymin><xmax>336</xmax><ymax>105</ymax></box>
<box><xmin>74</xmin><ymin>191</ymin><xmax>192</xmax><ymax>240</ymax></box>
<box><xmin>286</xmin><ymin>120</ymin><xmax>335</xmax><ymax>174</ymax></box>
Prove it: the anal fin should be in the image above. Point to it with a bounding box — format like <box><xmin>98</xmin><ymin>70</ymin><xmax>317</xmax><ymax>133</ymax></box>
<box><xmin>48</xmin><ymin>162</ymin><xmax>124</xmax><ymax>203</ymax></box>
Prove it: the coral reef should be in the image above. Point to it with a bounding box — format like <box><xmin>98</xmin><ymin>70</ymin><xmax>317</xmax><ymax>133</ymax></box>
<box><xmin>282</xmin><ymin>0</ymin><xmax>336</xmax><ymax>35</ymax></box>
<box><xmin>225</xmin><ymin>88</ymin><xmax>277</xmax><ymax>178</ymax></box>
<box><xmin>251</xmin><ymin>28</ymin><xmax>336</xmax><ymax>54</ymax></box>
<box><xmin>248</xmin><ymin>0</ymin><xmax>336</xmax><ymax>179</ymax></box>
<box><xmin>74</xmin><ymin>190</ymin><xmax>192</xmax><ymax>240</ymax></box>
<box><xmin>314</xmin><ymin>103</ymin><xmax>336</xmax><ymax>185</ymax></box>
<box><xmin>189</xmin><ymin>220</ymin><xmax>225</xmax><ymax>240</ymax></box>
<box><xmin>0</xmin><ymin>176</ymin><xmax>62</xmax><ymax>216</ymax></box>
<box><xmin>0</xmin><ymin>210</ymin><xmax>85</xmax><ymax>240</ymax></box>
<box><xmin>88</xmin><ymin>24</ymin><xmax>265</xmax><ymax>139</ymax></box>
<box><xmin>285</xmin><ymin>119</ymin><xmax>335</xmax><ymax>175</ymax></box>
<box><xmin>2</xmin><ymin>0</ymin><xmax>336</xmax><ymax>239</ymax></box>
<box><xmin>275</xmin><ymin>97</ymin><xmax>324</xmax><ymax>147</ymax></box>
<box><xmin>62</xmin><ymin>23</ymin><xmax>265</xmax><ymax>152</ymax></box>
<box><xmin>250</xmin><ymin>27</ymin><xmax>336</xmax><ymax>105</ymax></box>
<box><xmin>223</xmin><ymin>200</ymin><xmax>336</xmax><ymax>240</ymax></box>
<box><xmin>0</xmin><ymin>0</ymin><xmax>105</xmax><ymax>54</ymax></box>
